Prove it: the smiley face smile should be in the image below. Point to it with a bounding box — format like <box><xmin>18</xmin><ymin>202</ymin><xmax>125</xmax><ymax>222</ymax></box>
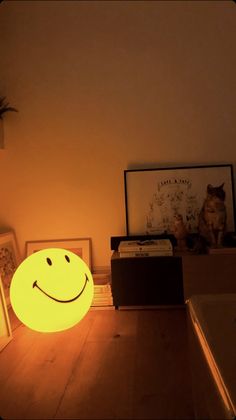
<box><xmin>32</xmin><ymin>274</ymin><xmax>89</xmax><ymax>303</ymax></box>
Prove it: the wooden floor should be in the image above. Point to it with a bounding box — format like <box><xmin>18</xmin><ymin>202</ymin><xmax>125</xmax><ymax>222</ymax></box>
<box><xmin>0</xmin><ymin>307</ymin><xmax>194</xmax><ymax>419</ymax></box>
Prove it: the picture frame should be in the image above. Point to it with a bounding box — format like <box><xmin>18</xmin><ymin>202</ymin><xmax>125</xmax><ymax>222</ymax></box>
<box><xmin>124</xmin><ymin>164</ymin><xmax>236</xmax><ymax>236</ymax></box>
<box><xmin>26</xmin><ymin>237</ymin><xmax>92</xmax><ymax>269</ymax></box>
<box><xmin>0</xmin><ymin>231</ymin><xmax>21</xmax><ymax>307</ymax></box>
<box><xmin>0</xmin><ymin>275</ymin><xmax>12</xmax><ymax>352</ymax></box>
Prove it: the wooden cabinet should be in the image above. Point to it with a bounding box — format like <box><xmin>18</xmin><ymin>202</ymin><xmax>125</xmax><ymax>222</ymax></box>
<box><xmin>111</xmin><ymin>252</ymin><xmax>184</xmax><ymax>308</ymax></box>
<box><xmin>111</xmin><ymin>251</ymin><xmax>236</xmax><ymax>308</ymax></box>
<box><xmin>182</xmin><ymin>254</ymin><xmax>236</xmax><ymax>301</ymax></box>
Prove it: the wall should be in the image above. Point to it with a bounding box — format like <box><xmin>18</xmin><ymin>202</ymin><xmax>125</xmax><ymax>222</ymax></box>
<box><xmin>0</xmin><ymin>1</ymin><xmax>235</xmax><ymax>269</ymax></box>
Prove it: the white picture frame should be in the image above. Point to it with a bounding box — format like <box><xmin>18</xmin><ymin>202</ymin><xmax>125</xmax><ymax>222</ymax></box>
<box><xmin>124</xmin><ymin>164</ymin><xmax>235</xmax><ymax>236</ymax></box>
<box><xmin>0</xmin><ymin>231</ymin><xmax>21</xmax><ymax>307</ymax></box>
<box><xmin>0</xmin><ymin>276</ymin><xmax>12</xmax><ymax>352</ymax></box>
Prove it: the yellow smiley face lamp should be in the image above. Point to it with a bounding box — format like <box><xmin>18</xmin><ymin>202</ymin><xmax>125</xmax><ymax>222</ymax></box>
<box><xmin>10</xmin><ymin>248</ymin><xmax>94</xmax><ymax>333</ymax></box>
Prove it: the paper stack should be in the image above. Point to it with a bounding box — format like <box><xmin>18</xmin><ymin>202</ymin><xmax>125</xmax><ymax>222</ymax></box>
<box><xmin>91</xmin><ymin>272</ymin><xmax>114</xmax><ymax>309</ymax></box>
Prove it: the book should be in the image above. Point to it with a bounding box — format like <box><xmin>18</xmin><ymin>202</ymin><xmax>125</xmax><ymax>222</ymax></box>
<box><xmin>93</xmin><ymin>287</ymin><xmax>112</xmax><ymax>296</ymax></box>
<box><xmin>91</xmin><ymin>276</ymin><xmax>113</xmax><ymax>307</ymax></box>
<box><xmin>93</xmin><ymin>272</ymin><xmax>110</xmax><ymax>282</ymax></box>
<box><xmin>90</xmin><ymin>305</ymin><xmax>115</xmax><ymax>311</ymax></box>
<box><xmin>118</xmin><ymin>239</ymin><xmax>173</xmax><ymax>255</ymax></box>
<box><xmin>94</xmin><ymin>284</ymin><xmax>111</xmax><ymax>293</ymax></box>
<box><xmin>92</xmin><ymin>298</ymin><xmax>113</xmax><ymax>305</ymax></box>
<box><xmin>118</xmin><ymin>239</ymin><xmax>172</xmax><ymax>252</ymax></box>
<box><xmin>119</xmin><ymin>250</ymin><xmax>173</xmax><ymax>258</ymax></box>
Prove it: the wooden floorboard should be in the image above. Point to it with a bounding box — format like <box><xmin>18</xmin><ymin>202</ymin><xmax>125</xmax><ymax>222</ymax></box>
<box><xmin>133</xmin><ymin>310</ymin><xmax>194</xmax><ymax>419</ymax></box>
<box><xmin>0</xmin><ymin>308</ymin><xmax>194</xmax><ymax>420</ymax></box>
<box><xmin>55</xmin><ymin>310</ymin><xmax>138</xmax><ymax>419</ymax></box>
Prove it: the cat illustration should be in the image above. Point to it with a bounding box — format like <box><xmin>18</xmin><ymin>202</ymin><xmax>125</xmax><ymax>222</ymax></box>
<box><xmin>198</xmin><ymin>183</ymin><xmax>226</xmax><ymax>247</ymax></box>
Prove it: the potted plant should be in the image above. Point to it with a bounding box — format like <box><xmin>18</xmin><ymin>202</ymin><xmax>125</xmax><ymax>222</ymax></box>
<box><xmin>0</xmin><ymin>96</ymin><xmax>18</xmax><ymax>148</ymax></box>
<box><xmin>0</xmin><ymin>96</ymin><xmax>18</xmax><ymax>119</ymax></box>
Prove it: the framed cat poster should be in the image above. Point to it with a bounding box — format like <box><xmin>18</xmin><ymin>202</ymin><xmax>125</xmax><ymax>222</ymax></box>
<box><xmin>124</xmin><ymin>164</ymin><xmax>235</xmax><ymax>237</ymax></box>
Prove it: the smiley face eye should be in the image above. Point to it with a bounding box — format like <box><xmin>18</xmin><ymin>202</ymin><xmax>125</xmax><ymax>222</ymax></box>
<box><xmin>65</xmin><ymin>255</ymin><xmax>70</xmax><ymax>263</ymax></box>
<box><xmin>47</xmin><ymin>257</ymin><xmax>52</xmax><ymax>266</ymax></box>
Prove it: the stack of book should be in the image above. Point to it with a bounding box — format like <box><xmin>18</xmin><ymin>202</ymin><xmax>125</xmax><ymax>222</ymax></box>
<box><xmin>91</xmin><ymin>272</ymin><xmax>114</xmax><ymax>309</ymax></box>
<box><xmin>118</xmin><ymin>239</ymin><xmax>173</xmax><ymax>257</ymax></box>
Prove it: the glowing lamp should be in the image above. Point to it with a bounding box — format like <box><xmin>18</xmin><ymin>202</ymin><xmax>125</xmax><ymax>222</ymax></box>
<box><xmin>10</xmin><ymin>248</ymin><xmax>94</xmax><ymax>333</ymax></box>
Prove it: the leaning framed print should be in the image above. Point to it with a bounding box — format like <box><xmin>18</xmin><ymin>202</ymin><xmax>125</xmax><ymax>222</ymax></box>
<box><xmin>124</xmin><ymin>164</ymin><xmax>235</xmax><ymax>236</ymax></box>
<box><xmin>26</xmin><ymin>237</ymin><xmax>92</xmax><ymax>269</ymax></box>
<box><xmin>0</xmin><ymin>231</ymin><xmax>21</xmax><ymax>307</ymax></box>
<box><xmin>0</xmin><ymin>275</ymin><xmax>12</xmax><ymax>352</ymax></box>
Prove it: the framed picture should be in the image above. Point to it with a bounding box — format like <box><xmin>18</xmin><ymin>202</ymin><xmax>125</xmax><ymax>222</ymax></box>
<box><xmin>26</xmin><ymin>237</ymin><xmax>92</xmax><ymax>269</ymax></box>
<box><xmin>0</xmin><ymin>275</ymin><xmax>12</xmax><ymax>352</ymax></box>
<box><xmin>124</xmin><ymin>164</ymin><xmax>236</xmax><ymax>236</ymax></box>
<box><xmin>0</xmin><ymin>231</ymin><xmax>21</xmax><ymax>307</ymax></box>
